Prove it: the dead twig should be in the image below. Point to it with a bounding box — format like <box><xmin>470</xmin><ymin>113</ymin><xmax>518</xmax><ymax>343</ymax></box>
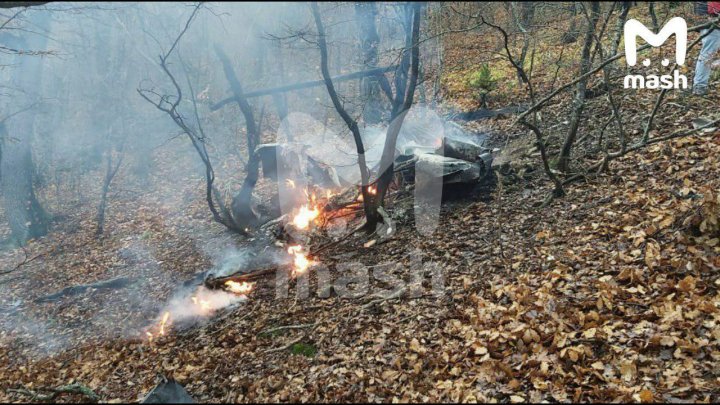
<box><xmin>362</xmin><ymin>286</ymin><xmax>408</xmax><ymax>309</ymax></box>
<box><xmin>8</xmin><ymin>383</ymin><xmax>100</xmax><ymax>402</ymax></box>
<box><xmin>310</xmin><ymin>222</ymin><xmax>365</xmax><ymax>256</ymax></box>
<box><xmin>0</xmin><ymin>245</ymin><xmax>54</xmax><ymax>276</ymax></box>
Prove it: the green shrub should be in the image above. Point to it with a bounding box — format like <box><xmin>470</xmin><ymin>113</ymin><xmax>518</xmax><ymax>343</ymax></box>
<box><xmin>290</xmin><ymin>342</ymin><xmax>317</xmax><ymax>357</ymax></box>
<box><xmin>466</xmin><ymin>64</ymin><xmax>497</xmax><ymax>107</ymax></box>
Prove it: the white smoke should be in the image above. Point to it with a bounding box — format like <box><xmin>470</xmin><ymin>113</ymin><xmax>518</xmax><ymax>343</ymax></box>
<box><xmin>149</xmin><ymin>245</ymin><xmax>286</xmax><ymax>333</ymax></box>
<box><xmin>155</xmin><ymin>285</ymin><xmax>247</xmax><ymax>329</ymax></box>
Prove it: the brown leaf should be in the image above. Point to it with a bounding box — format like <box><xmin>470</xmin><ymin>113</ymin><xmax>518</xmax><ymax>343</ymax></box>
<box><xmin>677</xmin><ymin>275</ymin><xmax>696</xmax><ymax>293</ymax></box>
<box><xmin>639</xmin><ymin>389</ymin><xmax>654</xmax><ymax>403</ymax></box>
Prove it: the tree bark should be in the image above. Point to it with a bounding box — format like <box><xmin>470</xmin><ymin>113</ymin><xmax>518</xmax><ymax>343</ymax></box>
<box><xmin>648</xmin><ymin>2</ymin><xmax>659</xmax><ymax>32</ymax></box>
<box><xmin>561</xmin><ymin>2</ymin><xmax>580</xmax><ymax>44</ymax></box>
<box><xmin>0</xmin><ymin>123</ymin><xmax>48</xmax><ymax>245</ymax></box>
<box><xmin>354</xmin><ymin>2</ymin><xmax>383</xmax><ymax>124</ymax></box>
<box><xmin>273</xmin><ymin>45</ymin><xmax>291</xmax><ymax>140</ymax></box>
<box><xmin>95</xmin><ymin>142</ymin><xmax>123</xmax><ymax>236</ymax></box>
<box><xmin>367</xmin><ymin>2</ymin><xmax>423</xmax><ymax>230</ymax></box>
<box><xmin>0</xmin><ymin>12</ymin><xmax>50</xmax><ymax>246</ymax></box>
<box><xmin>230</xmin><ymin>151</ymin><xmax>260</xmax><ymax>231</ymax></box>
<box><xmin>512</xmin><ymin>1</ymin><xmax>535</xmax><ymax>85</ymax></box>
<box><xmin>391</xmin><ymin>3</ymin><xmax>415</xmax><ymax>117</ymax></box>
<box><xmin>609</xmin><ymin>1</ymin><xmax>632</xmax><ymax>58</ymax></box>
<box><xmin>214</xmin><ymin>45</ymin><xmax>259</xmax><ymax>155</ymax></box>
<box><xmin>311</xmin><ymin>2</ymin><xmax>375</xmax><ymax>226</ymax></box>
<box><xmin>557</xmin><ymin>1</ymin><xmax>600</xmax><ymax>173</ymax></box>
<box><xmin>214</xmin><ymin>45</ymin><xmax>263</xmax><ymax>229</ymax></box>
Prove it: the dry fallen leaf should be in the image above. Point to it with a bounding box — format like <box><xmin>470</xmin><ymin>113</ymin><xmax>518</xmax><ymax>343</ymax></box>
<box><xmin>677</xmin><ymin>275</ymin><xmax>696</xmax><ymax>293</ymax></box>
<box><xmin>638</xmin><ymin>389</ymin><xmax>654</xmax><ymax>403</ymax></box>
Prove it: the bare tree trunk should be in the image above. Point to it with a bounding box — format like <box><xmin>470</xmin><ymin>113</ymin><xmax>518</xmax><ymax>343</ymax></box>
<box><xmin>272</xmin><ymin>45</ymin><xmax>291</xmax><ymax>140</ymax></box>
<box><xmin>430</xmin><ymin>2</ymin><xmax>445</xmax><ymax>105</ymax></box>
<box><xmin>95</xmin><ymin>141</ymin><xmax>123</xmax><ymax>237</ymax></box>
<box><xmin>0</xmin><ymin>124</ymin><xmax>49</xmax><ymax>245</ymax></box>
<box><xmin>512</xmin><ymin>1</ymin><xmax>535</xmax><ymax>85</ymax></box>
<box><xmin>391</xmin><ymin>3</ymin><xmax>415</xmax><ymax>117</ymax></box>
<box><xmin>562</xmin><ymin>2</ymin><xmax>580</xmax><ymax>44</ymax></box>
<box><xmin>557</xmin><ymin>1</ymin><xmax>600</xmax><ymax>173</ymax></box>
<box><xmin>214</xmin><ymin>45</ymin><xmax>263</xmax><ymax>229</ymax></box>
<box><xmin>138</xmin><ymin>4</ymin><xmax>248</xmax><ymax>235</ymax></box>
<box><xmin>648</xmin><ymin>2</ymin><xmax>659</xmax><ymax>32</ymax></box>
<box><xmin>355</xmin><ymin>2</ymin><xmax>383</xmax><ymax>125</ymax></box>
<box><xmin>312</xmin><ymin>2</ymin><xmax>421</xmax><ymax>229</ymax></box>
<box><xmin>310</xmin><ymin>2</ymin><xmax>375</xmax><ymax>225</ymax></box>
<box><xmin>609</xmin><ymin>1</ymin><xmax>632</xmax><ymax>57</ymax></box>
<box><xmin>0</xmin><ymin>13</ymin><xmax>50</xmax><ymax>246</ymax></box>
<box><xmin>214</xmin><ymin>45</ymin><xmax>259</xmax><ymax>155</ymax></box>
<box><xmin>367</xmin><ymin>2</ymin><xmax>423</xmax><ymax>230</ymax></box>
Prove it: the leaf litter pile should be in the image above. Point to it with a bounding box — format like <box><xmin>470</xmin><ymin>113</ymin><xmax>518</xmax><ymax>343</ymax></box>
<box><xmin>0</xmin><ymin>112</ymin><xmax>717</xmax><ymax>403</ymax></box>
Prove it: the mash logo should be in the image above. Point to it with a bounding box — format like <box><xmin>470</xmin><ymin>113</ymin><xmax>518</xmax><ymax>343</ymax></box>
<box><xmin>623</xmin><ymin>17</ymin><xmax>688</xmax><ymax>89</ymax></box>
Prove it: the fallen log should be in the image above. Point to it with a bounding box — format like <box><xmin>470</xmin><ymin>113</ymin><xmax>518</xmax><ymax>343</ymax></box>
<box><xmin>9</xmin><ymin>383</ymin><xmax>100</xmax><ymax>403</ymax></box>
<box><xmin>35</xmin><ymin>276</ymin><xmax>133</xmax><ymax>303</ymax></box>
<box><xmin>210</xmin><ymin>65</ymin><xmax>398</xmax><ymax>110</ymax></box>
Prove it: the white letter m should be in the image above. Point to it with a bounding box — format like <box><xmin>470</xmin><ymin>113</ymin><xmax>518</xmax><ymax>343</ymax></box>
<box><xmin>624</xmin><ymin>17</ymin><xmax>687</xmax><ymax>66</ymax></box>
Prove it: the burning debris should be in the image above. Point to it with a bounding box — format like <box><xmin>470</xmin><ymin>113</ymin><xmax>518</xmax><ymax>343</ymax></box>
<box><xmin>224</xmin><ymin>280</ymin><xmax>255</xmax><ymax>295</ymax></box>
<box><xmin>291</xmin><ymin>205</ymin><xmax>320</xmax><ymax>230</ymax></box>
<box><xmin>287</xmin><ymin>245</ymin><xmax>313</xmax><ymax>277</ymax></box>
<box><xmin>142</xmin><ymin>120</ymin><xmax>493</xmax><ymax>343</ymax></box>
<box><xmin>238</xmin><ymin>111</ymin><xmax>494</xmax><ymax>229</ymax></box>
<box><xmin>290</xmin><ymin>135</ymin><xmax>492</xmax><ymax>192</ymax></box>
<box><xmin>144</xmin><ymin>217</ymin><xmax>320</xmax><ymax>342</ymax></box>
<box><xmin>144</xmin><ymin>283</ymin><xmax>255</xmax><ymax>342</ymax></box>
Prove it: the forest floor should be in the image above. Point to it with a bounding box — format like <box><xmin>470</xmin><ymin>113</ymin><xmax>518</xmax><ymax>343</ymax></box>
<box><xmin>1</xmin><ymin>29</ymin><xmax>720</xmax><ymax>404</ymax></box>
<box><xmin>0</xmin><ymin>92</ymin><xmax>718</xmax><ymax>402</ymax></box>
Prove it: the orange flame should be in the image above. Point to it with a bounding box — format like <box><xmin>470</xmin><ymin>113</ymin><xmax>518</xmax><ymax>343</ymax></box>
<box><xmin>357</xmin><ymin>186</ymin><xmax>376</xmax><ymax>201</ymax></box>
<box><xmin>191</xmin><ymin>296</ymin><xmax>211</xmax><ymax>312</ymax></box>
<box><xmin>146</xmin><ymin>311</ymin><xmax>171</xmax><ymax>342</ymax></box>
<box><xmin>146</xmin><ymin>281</ymin><xmax>254</xmax><ymax>343</ymax></box>
<box><xmin>287</xmin><ymin>245</ymin><xmax>312</xmax><ymax>276</ymax></box>
<box><xmin>159</xmin><ymin>311</ymin><xmax>170</xmax><ymax>336</ymax></box>
<box><xmin>292</xmin><ymin>205</ymin><xmax>320</xmax><ymax>229</ymax></box>
<box><xmin>224</xmin><ymin>280</ymin><xmax>255</xmax><ymax>295</ymax></box>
